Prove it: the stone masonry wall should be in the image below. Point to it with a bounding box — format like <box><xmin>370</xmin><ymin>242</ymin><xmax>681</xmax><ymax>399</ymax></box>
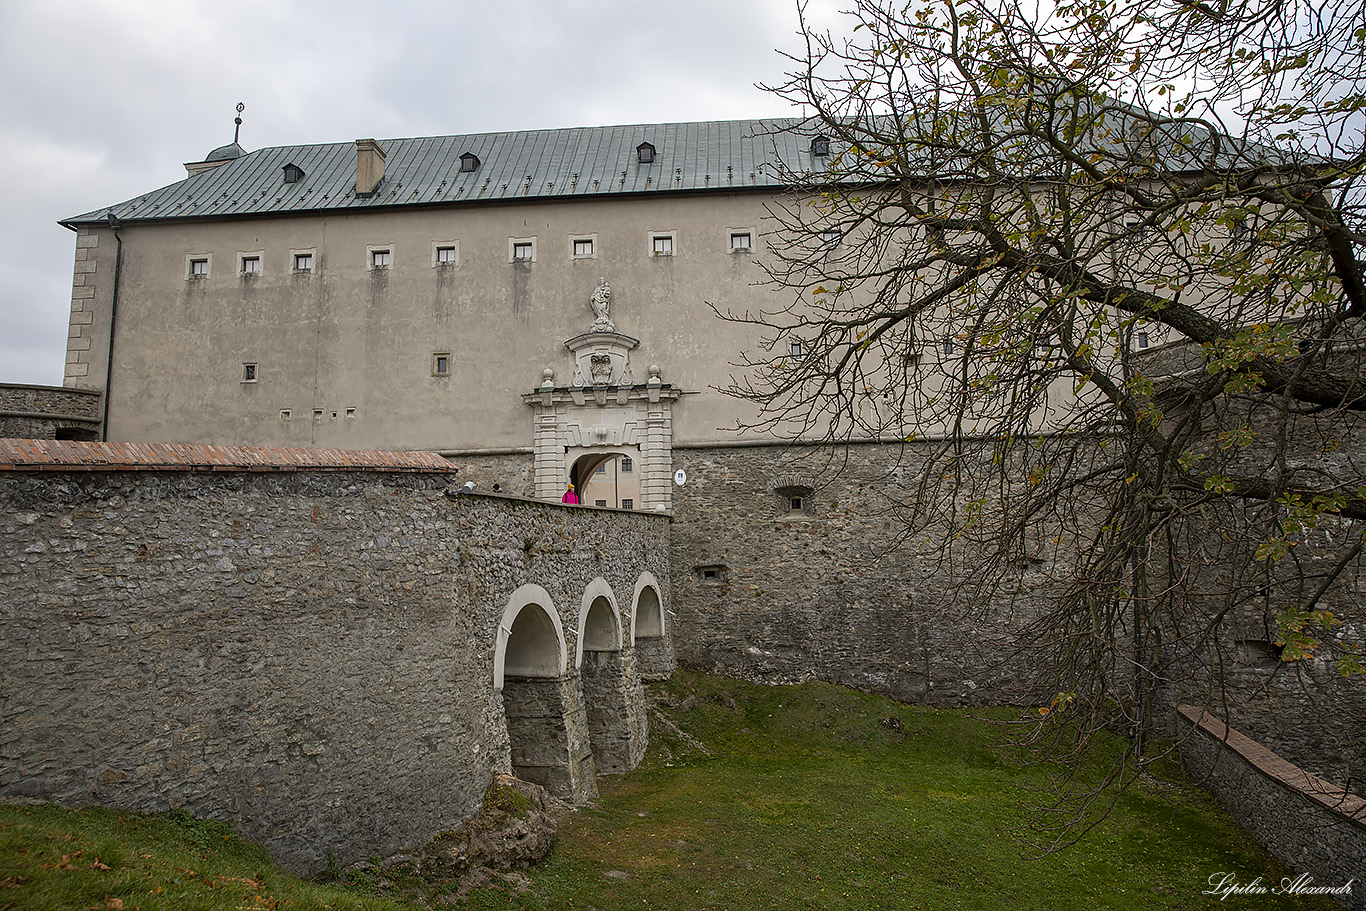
<box><xmin>668</xmin><ymin>442</ymin><xmax>1053</xmax><ymax>705</ymax></box>
<box><xmin>0</xmin><ymin>384</ymin><xmax>101</xmax><ymax>440</ymax></box>
<box><xmin>1178</xmin><ymin>707</ymin><xmax>1366</xmax><ymax>910</ymax></box>
<box><xmin>0</xmin><ymin>467</ymin><xmax>668</xmax><ymax>874</ymax></box>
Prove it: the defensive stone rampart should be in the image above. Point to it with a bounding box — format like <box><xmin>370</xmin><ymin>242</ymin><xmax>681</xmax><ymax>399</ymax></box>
<box><xmin>0</xmin><ymin>441</ymin><xmax>671</xmax><ymax>874</ymax></box>
<box><xmin>0</xmin><ymin>383</ymin><xmax>101</xmax><ymax>440</ymax></box>
<box><xmin>1178</xmin><ymin>707</ymin><xmax>1365</xmax><ymax>910</ymax></box>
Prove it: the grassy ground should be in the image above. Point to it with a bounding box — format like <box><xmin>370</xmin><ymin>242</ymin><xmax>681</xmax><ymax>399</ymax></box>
<box><xmin>0</xmin><ymin>803</ymin><xmax>412</xmax><ymax>911</ymax></box>
<box><xmin>1</xmin><ymin>670</ymin><xmax>1338</xmax><ymax>910</ymax></box>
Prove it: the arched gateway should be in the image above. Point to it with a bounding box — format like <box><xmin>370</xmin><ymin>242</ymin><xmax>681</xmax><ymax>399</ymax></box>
<box><xmin>523</xmin><ymin>280</ymin><xmax>681</xmax><ymax>511</ymax></box>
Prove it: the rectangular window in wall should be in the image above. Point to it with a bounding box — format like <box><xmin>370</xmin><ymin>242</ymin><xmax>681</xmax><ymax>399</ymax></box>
<box><xmin>188</xmin><ymin>257</ymin><xmax>209</xmax><ymax>278</ymax></box>
<box><xmin>435</xmin><ymin>245</ymin><xmax>457</xmax><ymax>264</ymax></box>
<box><xmin>620</xmin><ymin>456</ymin><xmax>633</xmax><ymax>473</ymax></box>
<box><xmin>572</xmin><ymin>237</ymin><xmax>595</xmax><ymax>258</ymax></box>
<box><xmin>293</xmin><ymin>252</ymin><xmax>314</xmax><ymax>272</ymax></box>
<box><xmin>242</xmin><ymin>363</ymin><xmax>257</xmax><ymax>383</ymax></box>
<box><xmin>370</xmin><ymin>248</ymin><xmax>392</xmax><ymax>269</ymax></box>
<box><xmin>651</xmin><ymin>234</ymin><xmax>674</xmax><ymax>256</ymax></box>
<box><xmin>240</xmin><ymin>254</ymin><xmax>261</xmax><ymax>274</ymax></box>
<box><xmin>620</xmin><ymin>498</ymin><xmax>634</xmax><ymax>509</ymax></box>
<box><xmin>730</xmin><ymin>232</ymin><xmax>752</xmax><ymax>253</ymax></box>
<box><xmin>432</xmin><ymin>352</ymin><xmax>451</xmax><ymax>376</ymax></box>
<box><xmin>1137</xmin><ymin>331</ymin><xmax>1150</xmax><ymax>349</ymax></box>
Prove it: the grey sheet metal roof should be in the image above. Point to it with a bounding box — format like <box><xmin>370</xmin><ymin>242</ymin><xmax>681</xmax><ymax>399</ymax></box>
<box><xmin>63</xmin><ymin>119</ymin><xmax>825</xmax><ymax>226</ymax></box>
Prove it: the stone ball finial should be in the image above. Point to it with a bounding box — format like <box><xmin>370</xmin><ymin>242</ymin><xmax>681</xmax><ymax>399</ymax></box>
<box><xmin>541</xmin><ymin>368</ymin><xmax>555</xmax><ymax>388</ymax></box>
<box><xmin>648</xmin><ymin>365</ymin><xmax>662</xmax><ymax>383</ymax></box>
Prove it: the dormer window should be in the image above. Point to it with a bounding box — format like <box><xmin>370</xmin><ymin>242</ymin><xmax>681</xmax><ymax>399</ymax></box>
<box><xmin>811</xmin><ymin>135</ymin><xmax>830</xmax><ymax>157</ymax></box>
<box><xmin>282</xmin><ymin>163</ymin><xmax>305</xmax><ymax>184</ymax></box>
<box><xmin>460</xmin><ymin>152</ymin><xmax>480</xmax><ymax>173</ymax></box>
<box><xmin>637</xmin><ymin>142</ymin><xmax>656</xmax><ymax>164</ymax></box>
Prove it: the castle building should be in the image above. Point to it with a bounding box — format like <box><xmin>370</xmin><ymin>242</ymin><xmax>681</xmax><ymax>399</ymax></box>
<box><xmin>30</xmin><ymin>117</ymin><xmax>1366</xmax><ymax>889</ymax></box>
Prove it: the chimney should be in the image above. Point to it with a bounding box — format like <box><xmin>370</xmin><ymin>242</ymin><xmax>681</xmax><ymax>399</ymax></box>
<box><xmin>354</xmin><ymin>138</ymin><xmax>387</xmax><ymax>197</ymax></box>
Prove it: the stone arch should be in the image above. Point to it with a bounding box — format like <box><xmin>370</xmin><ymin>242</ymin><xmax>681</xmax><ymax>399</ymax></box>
<box><xmin>568</xmin><ymin>449</ymin><xmax>641</xmax><ymax>509</ymax></box>
<box><xmin>494</xmin><ymin>585</ymin><xmax>595</xmax><ymax>802</ymax></box>
<box><xmin>494</xmin><ymin>584</ymin><xmax>566</xmax><ymax>689</ymax></box>
<box><xmin>631</xmin><ymin>572</ymin><xmax>666</xmax><ymax>641</ymax></box>
<box><xmin>575</xmin><ymin>578</ymin><xmax>623</xmax><ymax>666</ymax></box>
<box><xmin>574</xmin><ymin>579</ymin><xmax>646</xmax><ymax>773</ymax></box>
<box><xmin>631</xmin><ymin>572</ymin><xmax>676</xmax><ymax>681</ymax></box>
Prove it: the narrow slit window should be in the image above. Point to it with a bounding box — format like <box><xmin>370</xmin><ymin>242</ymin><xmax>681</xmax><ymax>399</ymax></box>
<box><xmin>432</xmin><ymin>352</ymin><xmax>451</xmax><ymax>376</ymax></box>
<box><xmin>241</xmin><ymin>363</ymin><xmax>257</xmax><ymax>383</ymax></box>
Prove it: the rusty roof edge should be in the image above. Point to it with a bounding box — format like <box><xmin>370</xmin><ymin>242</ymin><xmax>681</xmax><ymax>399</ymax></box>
<box><xmin>0</xmin><ymin>440</ymin><xmax>458</xmax><ymax>474</ymax></box>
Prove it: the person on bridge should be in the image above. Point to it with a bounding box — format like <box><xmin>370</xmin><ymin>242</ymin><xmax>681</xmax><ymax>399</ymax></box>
<box><xmin>561</xmin><ymin>483</ymin><xmax>579</xmax><ymax>505</ymax></box>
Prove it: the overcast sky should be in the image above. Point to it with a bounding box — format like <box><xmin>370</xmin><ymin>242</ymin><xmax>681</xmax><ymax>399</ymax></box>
<box><xmin>0</xmin><ymin>0</ymin><xmax>840</xmax><ymax>387</ymax></box>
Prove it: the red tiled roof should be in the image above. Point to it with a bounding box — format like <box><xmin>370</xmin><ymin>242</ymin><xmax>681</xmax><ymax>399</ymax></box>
<box><xmin>0</xmin><ymin>439</ymin><xmax>458</xmax><ymax>473</ymax></box>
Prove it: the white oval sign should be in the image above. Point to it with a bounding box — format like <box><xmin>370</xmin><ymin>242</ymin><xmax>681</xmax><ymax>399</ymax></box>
<box><xmin>674</xmin><ymin>468</ymin><xmax>687</xmax><ymax>486</ymax></box>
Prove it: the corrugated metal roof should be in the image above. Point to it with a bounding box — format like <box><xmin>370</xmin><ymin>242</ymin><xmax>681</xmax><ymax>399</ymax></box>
<box><xmin>0</xmin><ymin>439</ymin><xmax>458</xmax><ymax>473</ymax></box>
<box><xmin>63</xmin><ymin>119</ymin><xmax>826</xmax><ymax>226</ymax></box>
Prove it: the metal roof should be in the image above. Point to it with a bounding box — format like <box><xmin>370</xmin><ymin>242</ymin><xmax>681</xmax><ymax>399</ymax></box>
<box><xmin>63</xmin><ymin>119</ymin><xmax>827</xmax><ymax>226</ymax></box>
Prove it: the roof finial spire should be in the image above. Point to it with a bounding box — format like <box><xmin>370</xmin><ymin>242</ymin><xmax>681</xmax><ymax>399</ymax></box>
<box><xmin>233</xmin><ymin>102</ymin><xmax>244</xmax><ymax>145</ymax></box>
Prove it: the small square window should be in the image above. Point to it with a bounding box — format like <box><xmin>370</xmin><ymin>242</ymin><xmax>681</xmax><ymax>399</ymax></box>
<box><xmin>512</xmin><ymin>240</ymin><xmax>535</xmax><ymax>262</ymax></box>
<box><xmin>279</xmin><ymin>409</ymin><xmax>291</xmax><ymax>422</ymax></box>
<box><xmin>730</xmin><ymin>232</ymin><xmax>752</xmax><ymax>253</ymax></box>
<box><xmin>620</xmin><ymin>498</ymin><xmax>634</xmax><ymax>510</ymax></box>
<box><xmin>821</xmin><ymin>231</ymin><xmax>841</xmax><ymax>247</ymax></box>
<box><xmin>620</xmin><ymin>456</ymin><xmax>633</xmax><ymax>473</ymax></box>
<box><xmin>432</xmin><ymin>352</ymin><xmax>451</xmax><ymax>376</ymax></box>
<box><xmin>312</xmin><ymin>409</ymin><xmax>323</xmax><ymax>422</ymax></box>
<box><xmin>242</xmin><ymin>363</ymin><xmax>257</xmax><ymax>383</ymax></box>
<box><xmin>240</xmin><ymin>255</ymin><xmax>261</xmax><ymax>275</ymax></box>
<box><xmin>435</xmin><ymin>245</ymin><xmax>457</xmax><ymax>264</ymax></box>
<box><xmin>594</xmin><ymin>499</ymin><xmax>608</xmax><ymax>507</ymax></box>
<box><xmin>371</xmin><ymin>248</ymin><xmax>391</xmax><ymax>269</ymax></box>
<box><xmin>573</xmin><ymin>238</ymin><xmax>594</xmax><ymax>257</ymax></box>
<box><xmin>790</xmin><ymin>496</ymin><xmax>804</xmax><ymax>511</ymax></box>
<box><xmin>188</xmin><ymin>257</ymin><xmax>209</xmax><ymax>278</ymax></box>
<box><xmin>652</xmin><ymin>234</ymin><xmax>674</xmax><ymax>256</ymax></box>
<box><xmin>345</xmin><ymin>407</ymin><xmax>356</xmax><ymax>419</ymax></box>
<box><xmin>698</xmin><ymin>564</ymin><xmax>727</xmax><ymax>582</ymax></box>
<box><xmin>294</xmin><ymin>252</ymin><xmax>314</xmax><ymax>272</ymax></box>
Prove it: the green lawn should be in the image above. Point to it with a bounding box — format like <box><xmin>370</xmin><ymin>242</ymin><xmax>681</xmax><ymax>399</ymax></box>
<box><xmin>1</xmin><ymin>670</ymin><xmax>1337</xmax><ymax>910</ymax></box>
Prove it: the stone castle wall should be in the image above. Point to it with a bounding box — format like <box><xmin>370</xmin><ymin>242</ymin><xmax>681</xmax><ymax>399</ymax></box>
<box><xmin>0</xmin><ymin>462</ymin><xmax>669</xmax><ymax>874</ymax></box>
<box><xmin>0</xmin><ymin>383</ymin><xmax>101</xmax><ymax>439</ymax></box>
<box><xmin>666</xmin><ymin>442</ymin><xmax>1054</xmax><ymax>705</ymax></box>
<box><xmin>1178</xmin><ymin>707</ymin><xmax>1366</xmax><ymax>910</ymax></box>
